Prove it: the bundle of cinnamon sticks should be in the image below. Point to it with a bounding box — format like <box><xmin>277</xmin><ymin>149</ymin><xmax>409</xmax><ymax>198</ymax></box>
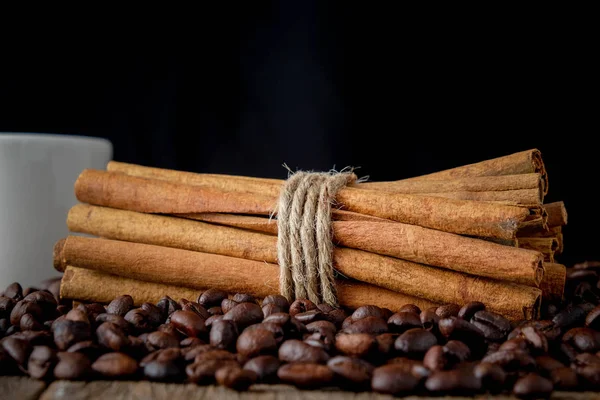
<box><xmin>54</xmin><ymin>149</ymin><xmax>568</xmax><ymax>321</ymax></box>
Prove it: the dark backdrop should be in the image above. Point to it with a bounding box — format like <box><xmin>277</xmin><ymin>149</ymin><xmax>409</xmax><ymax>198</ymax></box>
<box><xmin>0</xmin><ymin>4</ymin><xmax>595</xmax><ymax>265</ymax></box>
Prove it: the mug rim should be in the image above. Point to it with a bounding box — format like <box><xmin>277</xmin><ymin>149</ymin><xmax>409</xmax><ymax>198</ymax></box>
<box><xmin>0</xmin><ymin>132</ymin><xmax>112</xmax><ymax>147</ymax></box>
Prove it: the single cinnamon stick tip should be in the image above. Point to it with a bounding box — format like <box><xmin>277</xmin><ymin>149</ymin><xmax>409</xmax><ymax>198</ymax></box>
<box><xmin>530</xmin><ymin>149</ymin><xmax>548</xmax><ymax>195</ymax></box>
<box><xmin>53</xmin><ymin>238</ymin><xmax>67</xmax><ymax>272</ymax></box>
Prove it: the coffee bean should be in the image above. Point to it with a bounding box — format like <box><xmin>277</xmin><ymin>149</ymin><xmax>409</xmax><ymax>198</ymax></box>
<box><xmin>221</xmin><ymin>299</ymin><xmax>239</xmax><ymax>314</ymax></box>
<box><xmin>325</xmin><ymin>309</ymin><xmax>348</xmax><ymax>329</ymax></box>
<box><xmin>376</xmin><ymin>333</ymin><xmax>398</xmax><ymax>355</ymax></box>
<box><xmin>372</xmin><ymin>364</ymin><xmax>420</xmax><ymax>394</ymax></box>
<box><xmin>10</xmin><ymin>300</ymin><xmax>43</xmax><ymax>326</ymax></box>
<box><xmin>215</xmin><ymin>365</ymin><xmax>257</xmax><ymax>390</ymax></box>
<box><xmin>23</xmin><ymin>290</ymin><xmax>57</xmax><ymax>315</ymax></box>
<box><xmin>53</xmin><ymin>319</ymin><xmax>91</xmax><ymax>350</ymax></box>
<box><xmin>278</xmin><ymin>339</ymin><xmax>329</xmax><ymax>363</ymax></box>
<box><xmin>513</xmin><ymin>373</ymin><xmax>553</xmax><ymax>398</ymax></box>
<box><xmin>54</xmin><ymin>352</ymin><xmax>91</xmax><ymax>380</ymax></box>
<box><xmin>289</xmin><ymin>299</ymin><xmax>317</xmax><ymax>317</ymax></box>
<box><xmin>181</xmin><ymin>302</ymin><xmax>210</xmax><ymax>320</ymax></box>
<box><xmin>107</xmin><ymin>295</ymin><xmax>134</xmax><ymax>317</ymax></box>
<box><xmin>535</xmin><ymin>355</ymin><xmax>564</xmax><ymax>372</ymax></box>
<box><xmin>67</xmin><ymin>340</ymin><xmax>103</xmax><ymax>361</ymax></box>
<box><xmin>482</xmin><ymin>350</ymin><xmax>536</xmax><ymax>371</ymax></box>
<box><xmin>385</xmin><ymin>357</ymin><xmax>430</xmax><ymax>380</ymax></box>
<box><xmin>395</xmin><ymin>328</ymin><xmax>437</xmax><ymax>356</ymax></box>
<box><xmin>124</xmin><ymin>308</ymin><xmax>153</xmax><ymax>333</ymax></box>
<box><xmin>210</xmin><ymin>319</ymin><xmax>238</xmax><ymax>350</ymax></box>
<box><xmin>194</xmin><ymin>349</ymin><xmax>238</xmax><ymax>364</ymax></box>
<box><xmin>20</xmin><ymin>313</ymin><xmax>43</xmax><ymax>331</ymax></box>
<box><xmin>180</xmin><ymin>337</ymin><xmax>204</xmax><ymax>347</ymax></box>
<box><xmin>424</xmin><ymin>345</ymin><xmax>448</xmax><ymax>370</ymax></box>
<box><xmin>0</xmin><ymin>296</ymin><xmax>16</xmax><ymax>319</ymax></box>
<box><xmin>262</xmin><ymin>295</ymin><xmax>290</xmax><ymax>312</ymax></box>
<box><xmin>96</xmin><ymin>322</ymin><xmax>130</xmax><ymax>351</ymax></box>
<box><xmin>208</xmin><ymin>306</ymin><xmax>223</xmax><ymax>316</ymax></box>
<box><xmin>473</xmin><ymin>362</ymin><xmax>505</xmax><ymax>391</ymax></box>
<box><xmin>232</xmin><ymin>293</ymin><xmax>256</xmax><ymax>304</ymax></box>
<box><xmin>553</xmin><ymin>303</ymin><xmax>595</xmax><ymax>328</ymax></box>
<box><xmin>352</xmin><ymin>305</ymin><xmax>386</xmax><ymax>321</ymax></box>
<box><xmin>399</xmin><ymin>304</ymin><xmax>421</xmax><ymax>315</ymax></box>
<box><xmin>1</xmin><ymin>337</ymin><xmax>31</xmax><ymax>365</ymax></box>
<box><xmin>186</xmin><ymin>359</ymin><xmax>239</xmax><ymax>384</ymax></box>
<box><xmin>585</xmin><ymin>305</ymin><xmax>600</xmax><ymax>330</ymax></box>
<box><xmin>420</xmin><ymin>310</ymin><xmax>440</xmax><ymax>331</ymax></box>
<box><xmin>4</xmin><ymin>283</ymin><xmax>23</xmax><ymax>300</ymax></box>
<box><xmin>0</xmin><ymin>318</ymin><xmax>9</xmax><ymax>336</ymax></box>
<box><xmin>277</xmin><ymin>362</ymin><xmax>333</xmax><ymax>388</ymax></box>
<box><xmin>248</xmin><ymin>322</ymin><xmax>285</xmax><ymax>344</ymax></box>
<box><xmin>304</xmin><ymin>333</ymin><xmax>333</xmax><ymax>352</ymax></box>
<box><xmin>140</xmin><ymin>303</ymin><xmax>164</xmax><ymax>326</ymax></box>
<box><xmin>198</xmin><ymin>289</ymin><xmax>228</xmax><ymax>308</ymax></box>
<box><xmin>11</xmin><ymin>330</ymin><xmax>52</xmax><ymax>347</ymax></box>
<box><xmin>388</xmin><ymin>312</ymin><xmax>421</xmax><ymax>333</ymax></box>
<box><xmin>341</xmin><ymin>316</ymin><xmax>354</xmax><ymax>330</ymax></box>
<box><xmin>146</xmin><ymin>331</ymin><xmax>179</xmax><ymax>351</ymax></box>
<box><xmin>92</xmin><ymin>352</ymin><xmax>138</xmax><ymax>377</ymax></box>
<box><xmin>444</xmin><ymin>340</ymin><xmax>471</xmax><ymax>363</ymax></box>
<box><xmin>425</xmin><ymin>369</ymin><xmax>482</xmax><ymax>394</ymax></box>
<box><xmin>5</xmin><ymin>325</ymin><xmax>19</xmax><ymax>336</ymax></box>
<box><xmin>293</xmin><ymin>309</ymin><xmax>322</xmax><ymax>324</ymax></box>
<box><xmin>563</xmin><ymin>327</ymin><xmax>600</xmax><ymax>353</ymax></box>
<box><xmin>205</xmin><ymin>315</ymin><xmax>224</xmax><ymax>328</ymax></box>
<box><xmin>306</xmin><ymin>320</ymin><xmax>336</xmax><ymax>334</ymax></box>
<box><xmin>223</xmin><ymin>303</ymin><xmax>263</xmax><ymax>330</ymax></box>
<box><xmin>558</xmin><ymin>342</ymin><xmax>579</xmax><ymax>364</ymax></box>
<box><xmin>342</xmin><ymin>316</ymin><xmax>388</xmax><ymax>334</ymax></box>
<box><xmin>328</xmin><ymin>355</ymin><xmax>374</xmax><ymax>386</ymax></box>
<box><xmin>28</xmin><ymin>345</ymin><xmax>57</xmax><ymax>379</ymax></box>
<box><xmin>571</xmin><ymin>353</ymin><xmax>600</xmax><ymax>386</ymax></box>
<box><xmin>436</xmin><ymin>304</ymin><xmax>460</xmax><ymax>318</ymax></box>
<box><xmin>317</xmin><ymin>303</ymin><xmax>334</xmax><ymax>313</ymax></box>
<box><xmin>79</xmin><ymin>303</ymin><xmax>106</xmax><ymax>322</ymax></box>
<box><xmin>243</xmin><ymin>355</ymin><xmax>280</xmax><ymax>382</ymax></box>
<box><xmin>550</xmin><ymin>367</ymin><xmax>578</xmax><ymax>390</ymax></box>
<box><xmin>335</xmin><ymin>333</ymin><xmax>377</xmax><ymax>358</ymax></box>
<box><xmin>262</xmin><ymin>303</ymin><xmax>281</xmax><ymax>318</ymax></box>
<box><xmin>96</xmin><ymin>314</ymin><xmax>129</xmax><ymax>333</ymax></box>
<box><xmin>263</xmin><ymin>312</ymin><xmax>290</xmax><ymax>326</ymax></box>
<box><xmin>458</xmin><ymin>301</ymin><xmax>485</xmax><ymax>320</ymax></box>
<box><xmin>157</xmin><ymin>324</ymin><xmax>180</xmax><ymax>338</ymax></box>
<box><xmin>169</xmin><ymin>310</ymin><xmax>207</xmax><ymax>337</ymax></box>
<box><xmin>140</xmin><ymin>348</ymin><xmax>182</xmax><ymax>367</ymax></box>
<box><xmin>56</xmin><ymin>305</ymin><xmax>69</xmax><ymax>316</ymax></box>
<box><xmin>471</xmin><ymin>311</ymin><xmax>510</xmax><ymax>341</ymax></box>
<box><xmin>511</xmin><ymin>320</ymin><xmax>561</xmax><ymax>342</ymax></box>
<box><xmin>439</xmin><ymin>317</ymin><xmax>485</xmax><ymax>354</ymax></box>
<box><xmin>66</xmin><ymin>309</ymin><xmax>90</xmax><ymax>325</ymax></box>
<box><xmin>181</xmin><ymin>344</ymin><xmax>212</xmax><ymax>362</ymax></box>
<box><xmin>156</xmin><ymin>296</ymin><xmax>180</xmax><ymax>320</ymax></box>
<box><xmin>142</xmin><ymin>359</ymin><xmax>181</xmax><ymax>383</ymax></box>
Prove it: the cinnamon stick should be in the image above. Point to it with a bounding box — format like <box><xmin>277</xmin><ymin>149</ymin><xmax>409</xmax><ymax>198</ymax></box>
<box><xmin>68</xmin><ymin>205</ymin><xmax>544</xmax><ymax>287</ymax></box>
<box><xmin>397</xmin><ymin>149</ymin><xmax>548</xmax><ymax>195</ymax></box>
<box><xmin>516</xmin><ymin>237</ymin><xmax>559</xmax><ymax>263</ymax></box>
<box><xmin>54</xmin><ymin>236</ymin><xmax>541</xmax><ymax>320</ymax></box>
<box><xmin>539</xmin><ymin>263</ymin><xmax>566</xmax><ymax>301</ymax></box>
<box><xmin>76</xmin><ymin>169</ymin><xmax>537</xmax><ymax>240</ymax></box>
<box><xmin>61</xmin><ymin>266</ymin><xmax>203</xmax><ymax>305</ymax></box>
<box><xmin>544</xmin><ymin>201</ymin><xmax>568</xmax><ymax>227</ymax></box>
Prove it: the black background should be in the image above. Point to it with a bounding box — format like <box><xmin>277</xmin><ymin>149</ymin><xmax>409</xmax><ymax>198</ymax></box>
<box><xmin>0</xmin><ymin>5</ymin><xmax>596</xmax><ymax>265</ymax></box>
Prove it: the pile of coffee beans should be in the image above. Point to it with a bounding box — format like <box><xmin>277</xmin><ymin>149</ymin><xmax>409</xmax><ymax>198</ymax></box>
<box><xmin>2</xmin><ymin>261</ymin><xmax>600</xmax><ymax>397</ymax></box>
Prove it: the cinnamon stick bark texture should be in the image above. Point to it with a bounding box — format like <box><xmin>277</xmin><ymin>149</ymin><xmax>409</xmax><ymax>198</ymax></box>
<box><xmin>539</xmin><ymin>263</ymin><xmax>566</xmax><ymax>301</ymax></box>
<box><xmin>61</xmin><ymin>266</ymin><xmax>203</xmax><ymax>306</ymax></box>
<box><xmin>544</xmin><ymin>201</ymin><xmax>568</xmax><ymax>227</ymax></box>
<box><xmin>75</xmin><ymin>169</ymin><xmax>537</xmax><ymax>240</ymax></box>
<box><xmin>181</xmin><ymin>213</ymin><xmax>279</xmax><ymax>235</ymax></box>
<box><xmin>54</xmin><ymin>237</ymin><xmax>437</xmax><ymax>312</ymax></box>
<box><xmin>55</xmin><ymin>236</ymin><xmax>541</xmax><ymax>320</ymax></box>
<box><xmin>397</xmin><ymin>149</ymin><xmax>548</xmax><ymax>195</ymax></box>
<box><xmin>68</xmin><ymin>205</ymin><xmax>544</xmax><ymax>287</ymax></box>
<box><xmin>517</xmin><ymin>237</ymin><xmax>558</xmax><ymax>262</ymax></box>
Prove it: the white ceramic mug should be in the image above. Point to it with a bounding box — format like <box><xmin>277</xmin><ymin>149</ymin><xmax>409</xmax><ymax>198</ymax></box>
<box><xmin>0</xmin><ymin>133</ymin><xmax>112</xmax><ymax>290</ymax></box>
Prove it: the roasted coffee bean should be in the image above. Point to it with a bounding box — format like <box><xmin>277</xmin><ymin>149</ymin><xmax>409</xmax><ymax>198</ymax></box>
<box><xmin>395</xmin><ymin>328</ymin><xmax>438</xmax><ymax>356</ymax></box>
<box><xmin>146</xmin><ymin>331</ymin><xmax>179</xmax><ymax>351</ymax></box>
<box><xmin>294</xmin><ymin>309</ymin><xmax>322</xmax><ymax>324</ymax></box>
<box><xmin>210</xmin><ymin>319</ymin><xmax>238</xmax><ymax>350</ymax></box>
<box><xmin>181</xmin><ymin>344</ymin><xmax>212</xmax><ymax>362</ymax></box>
<box><xmin>181</xmin><ymin>302</ymin><xmax>210</xmax><ymax>320</ymax></box>
<box><xmin>106</xmin><ymin>295</ymin><xmax>134</xmax><ymax>317</ymax></box>
<box><xmin>53</xmin><ymin>319</ymin><xmax>91</xmax><ymax>350</ymax></box>
<box><xmin>473</xmin><ymin>362</ymin><xmax>505</xmax><ymax>391</ymax></box>
<box><xmin>279</xmin><ymin>339</ymin><xmax>329</xmax><ymax>363</ymax></box>
<box><xmin>232</xmin><ymin>293</ymin><xmax>256</xmax><ymax>304</ymax></box>
<box><xmin>198</xmin><ymin>289</ymin><xmax>228</xmax><ymax>307</ymax></box>
<box><xmin>385</xmin><ymin>357</ymin><xmax>430</xmax><ymax>380</ymax></box>
<box><xmin>144</xmin><ymin>360</ymin><xmax>182</xmax><ymax>382</ymax></box>
<box><xmin>289</xmin><ymin>299</ymin><xmax>317</xmax><ymax>317</ymax></box>
<box><xmin>262</xmin><ymin>295</ymin><xmax>290</xmax><ymax>312</ymax></box>
<box><xmin>2</xmin><ymin>337</ymin><xmax>31</xmax><ymax>365</ymax></box>
<box><xmin>23</xmin><ymin>290</ymin><xmax>57</xmax><ymax>315</ymax></box>
<box><xmin>382</xmin><ymin>308</ymin><xmax>394</xmax><ymax>321</ymax></box>
<box><xmin>194</xmin><ymin>349</ymin><xmax>238</xmax><ymax>364</ymax></box>
<box><xmin>436</xmin><ymin>304</ymin><xmax>461</xmax><ymax>318</ymax></box>
<box><xmin>304</xmin><ymin>333</ymin><xmax>333</xmax><ymax>352</ymax></box>
<box><xmin>317</xmin><ymin>303</ymin><xmax>334</xmax><ymax>313</ymax></box>
<box><xmin>124</xmin><ymin>308</ymin><xmax>153</xmax><ymax>333</ymax></box>
<box><xmin>277</xmin><ymin>362</ymin><xmax>333</xmax><ymax>388</ymax></box>
<box><xmin>335</xmin><ymin>333</ymin><xmax>377</xmax><ymax>358</ymax></box>
<box><xmin>5</xmin><ymin>325</ymin><xmax>19</xmax><ymax>336</ymax></box>
<box><xmin>342</xmin><ymin>316</ymin><xmax>354</xmax><ymax>330</ymax></box>
<box><xmin>585</xmin><ymin>305</ymin><xmax>600</xmax><ymax>330</ymax></box>
<box><xmin>66</xmin><ymin>309</ymin><xmax>90</xmax><ymax>325</ymax></box>
<box><xmin>249</xmin><ymin>322</ymin><xmax>285</xmax><ymax>343</ymax></box>
<box><xmin>535</xmin><ymin>355</ymin><xmax>564</xmax><ymax>372</ymax></box>
<box><xmin>342</xmin><ymin>316</ymin><xmax>388</xmax><ymax>334</ymax></box>
<box><xmin>444</xmin><ymin>340</ymin><xmax>471</xmax><ymax>363</ymax></box>
<box><xmin>325</xmin><ymin>309</ymin><xmax>348</xmax><ymax>328</ymax></box>
<box><xmin>54</xmin><ymin>352</ymin><xmax>91</xmax><ymax>380</ymax></box>
<box><xmin>0</xmin><ymin>318</ymin><xmax>9</xmax><ymax>335</ymax></box>
<box><xmin>4</xmin><ymin>282</ymin><xmax>23</xmax><ymax>300</ymax></box>
<box><xmin>571</xmin><ymin>353</ymin><xmax>600</xmax><ymax>386</ymax></box>
<box><xmin>215</xmin><ymin>365</ymin><xmax>257</xmax><ymax>390</ymax></box>
<box><xmin>511</xmin><ymin>320</ymin><xmax>561</xmax><ymax>342</ymax></box>
<box><xmin>156</xmin><ymin>296</ymin><xmax>180</xmax><ymax>320</ymax></box>
<box><xmin>399</xmin><ymin>304</ymin><xmax>421</xmax><ymax>314</ymax></box>
<box><xmin>439</xmin><ymin>317</ymin><xmax>485</xmax><ymax>353</ymax></box>
<box><xmin>563</xmin><ymin>327</ymin><xmax>600</xmax><ymax>353</ymax></box>
<box><xmin>263</xmin><ymin>312</ymin><xmax>290</xmax><ymax>326</ymax></box>
<box><xmin>558</xmin><ymin>342</ymin><xmax>579</xmax><ymax>364</ymax></box>
<box><xmin>513</xmin><ymin>373</ymin><xmax>553</xmax><ymax>398</ymax></box>
<box><xmin>140</xmin><ymin>303</ymin><xmax>164</xmax><ymax>326</ymax></box>
<box><xmin>425</xmin><ymin>369</ymin><xmax>482</xmax><ymax>394</ymax></box>
<box><xmin>327</xmin><ymin>355</ymin><xmax>374</xmax><ymax>386</ymax></box>
<box><xmin>180</xmin><ymin>337</ymin><xmax>204</xmax><ymax>347</ymax></box>
<box><xmin>96</xmin><ymin>314</ymin><xmax>129</xmax><ymax>333</ymax></box>
<box><xmin>471</xmin><ymin>311</ymin><xmax>510</xmax><ymax>341</ymax></box>
<box><xmin>424</xmin><ymin>345</ymin><xmax>448</xmax><ymax>370</ymax></box>
<box><xmin>78</xmin><ymin>303</ymin><xmax>106</xmax><ymax>321</ymax></box>
<box><xmin>20</xmin><ymin>313</ymin><xmax>44</xmax><ymax>331</ymax></box>
<box><xmin>0</xmin><ymin>296</ymin><xmax>16</xmax><ymax>319</ymax></box>
<box><xmin>243</xmin><ymin>355</ymin><xmax>280</xmax><ymax>382</ymax></box>
<box><xmin>140</xmin><ymin>348</ymin><xmax>182</xmax><ymax>367</ymax></box>
<box><xmin>552</xmin><ymin>303</ymin><xmax>595</xmax><ymax>328</ymax></box>
<box><xmin>352</xmin><ymin>305</ymin><xmax>386</xmax><ymax>321</ymax></box>
<box><xmin>56</xmin><ymin>305</ymin><xmax>70</xmax><ymax>316</ymax></box>
<box><xmin>23</xmin><ymin>287</ymin><xmax>39</xmax><ymax>297</ymax></box>
<box><xmin>11</xmin><ymin>330</ymin><xmax>53</xmax><ymax>346</ymax></box>
<box><xmin>205</xmin><ymin>315</ymin><xmax>224</xmax><ymax>328</ymax></box>
<box><xmin>169</xmin><ymin>310</ymin><xmax>207</xmax><ymax>337</ymax></box>
<box><xmin>376</xmin><ymin>333</ymin><xmax>398</xmax><ymax>355</ymax></box>
<box><xmin>372</xmin><ymin>364</ymin><xmax>420</xmax><ymax>394</ymax></box>
<box><xmin>261</xmin><ymin>303</ymin><xmax>281</xmax><ymax>318</ymax></box>
<box><xmin>388</xmin><ymin>312</ymin><xmax>421</xmax><ymax>333</ymax></box>
<box><xmin>223</xmin><ymin>303</ymin><xmax>263</xmax><ymax>330</ymax></box>
<box><xmin>92</xmin><ymin>352</ymin><xmax>138</xmax><ymax>377</ymax></box>
<box><xmin>208</xmin><ymin>306</ymin><xmax>223</xmax><ymax>316</ymax></box>
<box><xmin>420</xmin><ymin>310</ymin><xmax>440</xmax><ymax>331</ymax></box>
<box><xmin>305</xmin><ymin>320</ymin><xmax>336</xmax><ymax>334</ymax></box>
<box><xmin>96</xmin><ymin>322</ymin><xmax>129</xmax><ymax>351</ymax></box>
<box><xmin>482</xmin><ymin>350</ymin><xmax>536</xmax><ymax>371</ymax></box>
<box><xmin>67</xmin><ymin>340</ymin><xmax>103</xmax><ymax>360</ymax></box>
<box><xmin>10</xmin><ymin>300</ymin><xmax>43</xmax><ymax>326</ymax></box>
<box><xmin>221</xmin><ymin>299</ymin><xmax>239</xmax><ymax>314</ymax></box>
<box><xmin>157</xmin><ymin>323</ymin><xmax>179</xmax><ymax>337</ymax></box>
<box><xmin>186</xmin><ymin>359</ymin><xmax>239</xmax><ymax>383</ymax></box>
<box><xmin>550</xmin><ymin>367</ymin><xmax>578</xmax><ymax>390</ymax></box>
<box><xmin>27</xmin><ymin>345</ymin><xmax>57</xmax><ymax>379</ymax></box>
<box><xmin>458</xmin><ymin>301</ymin><xmax>485</xmax><ymax>320</ymax></box>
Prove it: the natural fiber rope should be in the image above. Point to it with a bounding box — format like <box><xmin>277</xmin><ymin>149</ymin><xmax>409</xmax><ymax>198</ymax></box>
<box><xmin>277</xmin><ymin>170</ymin><xmax>357</xmax><ymax>306</ymax></box>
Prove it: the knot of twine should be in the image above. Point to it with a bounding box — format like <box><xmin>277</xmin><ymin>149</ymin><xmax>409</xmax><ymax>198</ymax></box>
<box><xmin>276</xmin><ymin>169</ymin><xmax>357</xmax><ymax>306</ymax></box>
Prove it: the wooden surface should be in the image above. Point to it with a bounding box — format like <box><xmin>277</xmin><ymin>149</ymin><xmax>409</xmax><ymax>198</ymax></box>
<box><xmin>1</xmin><ymin>376</ymin><xmax>599</xmax><ymax>400</ymax></box>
